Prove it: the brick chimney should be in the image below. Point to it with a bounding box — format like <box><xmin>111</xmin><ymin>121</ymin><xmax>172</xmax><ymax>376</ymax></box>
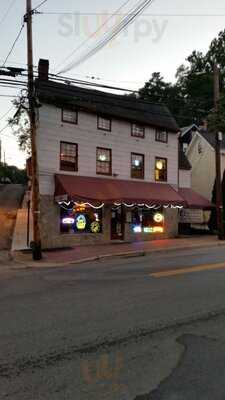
<box><xmin>38</xmin><ymin>59</ymin><xmax>49</xmax><ymax>80</ymax></box>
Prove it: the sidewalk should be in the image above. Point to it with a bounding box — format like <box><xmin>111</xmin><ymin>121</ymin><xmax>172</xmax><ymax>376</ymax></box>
<box><xmin>12</xmin><ymin>235</ymin><xmax>225</xmax><ymax>269</ymax></box>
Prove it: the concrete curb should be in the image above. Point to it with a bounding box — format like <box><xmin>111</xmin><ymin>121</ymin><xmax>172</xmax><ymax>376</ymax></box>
<box><xmin>10</xmin><ymin>240</ymin><xmax>225</xmax><ymax>270</ymax></box>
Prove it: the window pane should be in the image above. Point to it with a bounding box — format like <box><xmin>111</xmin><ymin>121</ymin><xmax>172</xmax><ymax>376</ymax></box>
<box><xmin>155</xmin><ymin>158</ymin><xmax>167</xmax><ymax>181</ymax></box>
<box><xmin>96</xmin><ymin>148</ymin><xmax>111</xmax><ymax>175</ymax></box>
<box><xmin>60</xmin><ymin>204</ymin><xmax>102</xmax><ymax>234</ymax></box>
<box><xmin>60</xmin><ymin>142</ymin><xmax>77</xmax><ymax>171</ymax></box>
<box><xmin>156</xmin><ymin>130</ymin><xmax>167</xmax><ymax>143</ymax></box>
<box><xmin>131</xmin><ymin>124</ymin><xmax>145</xmax><ymax>138</ymax></box>
<box><xmin>131</xmin><ymin>153</ymin><xmax>144</xmax><ymax>179</ymax></box>
<box><xmin>98</xmin><ymin>117</ymin><xmax>111</xmax><ymax>131</ymax></box>
<box><xmin>62</xmin><ymin>109</ymin><xmax>77</xmax><ymax>124</ymax></box>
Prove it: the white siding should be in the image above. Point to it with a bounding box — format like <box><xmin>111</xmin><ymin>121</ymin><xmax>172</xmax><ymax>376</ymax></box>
<box><xmin>37</xmin><ymin>104</ymin><xmax>179</xmax><ymax>195</ymax></box>
<box><xmin>187</xmin><ymin>135</ymin><xmax>215</xmax><ymax>200</ymax></box>
<box><xmin>179</xmin><ymin>170</ymin><xmax>191</xmax><ymax>188</ymax></box>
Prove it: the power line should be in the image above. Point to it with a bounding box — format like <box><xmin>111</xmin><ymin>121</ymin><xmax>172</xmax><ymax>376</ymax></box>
<box><xmin>0</xmin><ymin>94</ymin><xmax>18</xmax><ymax>98</ymax></box>
<box><xmin>0</xmin><ymin>0</ymin><xmax>16</xmax><ymax>28</ymax></box>
<box><xmin>32</xmin><ymin>0</ymin><xmax>48</xmax><ymax>12</ymax></box>
<box><xmin>58</xmin><ymin>0</ymin><xmax>155</xmax><ymax>73</ymax></box>
<box><xmin>2</xmin><ymin>23</ymin><xmax>25</xmax><ymax>67</ymax></box>
<box><xmin>55</xmin><ymin>0</ymin><xmax>133</xmax><ymax>72</ymax></box>
<box><xmin>0</xmin><ymin>105</ymin><xmax>14</xmax><ymax>122</ymax></box>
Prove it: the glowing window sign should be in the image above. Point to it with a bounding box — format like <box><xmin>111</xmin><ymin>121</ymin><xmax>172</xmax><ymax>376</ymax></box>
<box><xmin>133</xmin><ymin>225</ymin><xmax>142</xmax><ymax>233</ymax></box>
<box><xmin>153</xmin><ymin>213</ymin><xmax>164</xmax><ymax>223</ymax></box>
<box><xmin>91</xmin><ymin>221</ymin><xmax>101</xmax><ymax>233</ymax></box>
<box><xmin>153</xmin><ymin>226</ymin><xmax>164</xmax><ymax>233</ymax></box>
<box><xmin>76</xmin><ymin>214</ymin><xmax>86</xmax><ymax>230</ymax></box>
<box><xmin>62</xmin><ymin>217</ymin><xmax>75</xmax><ymax>225</ymax></box>
<box><xmin>143</xmin><ymin>227</ymin><xmax>153</xmax><ymax>233</ymax></box>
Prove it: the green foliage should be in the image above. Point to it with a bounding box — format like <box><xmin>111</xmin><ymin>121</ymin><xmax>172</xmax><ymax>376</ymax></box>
<box><xmin>0</xmin><ymin>162</ymin><xmax>28</xmax><ymax>184</ymax></box>
<box><xmin>208</xmin><ymin>97</ymin><xmax>225</xmax><ymax>133</ymax></box>
<box><xmin>8</xmin><ymin>98</ymin><xmax>31</xmax><ymax>154</ymax></box>
<box><xmin>138</xmin><ymin>29</ymin><xmax>225</xmax><ymax>127</ymax></box>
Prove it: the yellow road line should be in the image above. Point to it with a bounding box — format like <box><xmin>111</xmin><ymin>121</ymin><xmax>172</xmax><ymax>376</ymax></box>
<box><xmin>150</xmin><ymin>262</ymin><xmax>225</xmax><ymax>278</ymax></box>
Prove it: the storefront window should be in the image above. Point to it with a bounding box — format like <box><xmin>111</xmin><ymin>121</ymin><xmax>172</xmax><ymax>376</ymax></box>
<box><xmin>60</xmin><ymin>203</ymin><xmax>103</xmax><ymax>234</ymax></box>
<box><xmin>132</xmin><ymin>207</ymin><xmax>164</xmax><ymax>233</ymax></box>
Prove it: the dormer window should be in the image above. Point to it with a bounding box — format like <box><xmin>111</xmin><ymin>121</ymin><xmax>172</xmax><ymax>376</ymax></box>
<box><xmin>131</xmin><ymin>123</ymin><xmax>145</xmax><ymax>138</ymax></box>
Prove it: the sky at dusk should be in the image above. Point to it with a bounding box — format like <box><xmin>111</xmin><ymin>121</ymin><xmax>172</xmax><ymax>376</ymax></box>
<box><xmin>1</xmin><ymin>0</ymin><xmax>225</xmax><ymax>168</ymax></box>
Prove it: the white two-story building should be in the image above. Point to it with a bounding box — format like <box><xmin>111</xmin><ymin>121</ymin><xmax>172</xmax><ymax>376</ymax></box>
<box><xmin>34</xmin><ymin>60</ymin><xmax>211</xmax><ymax>249</ymax></box>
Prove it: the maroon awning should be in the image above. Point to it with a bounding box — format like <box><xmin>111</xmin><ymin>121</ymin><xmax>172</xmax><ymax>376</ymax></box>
<box><xmin>178</xmin><ymin>188</ymin><xmax>212</xmax><ymax>209</ymax></box>
<box><xmin>55</xmin><ymin>174</ymin><xmax>185</xmax><ymax>206</ymax></box>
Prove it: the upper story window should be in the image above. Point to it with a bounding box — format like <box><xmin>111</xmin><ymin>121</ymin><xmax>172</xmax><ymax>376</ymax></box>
<box><xmin>131</xmin><ymin>153</ymin><xmax>144</xmax><ymax>179</ymax></box>
<box><xmin>96</xmin><ymin>147</ymin><xmax>112</xmax><ymax>175</ymax></box>
<box><xmin>155</xmin><ymin>129</ymin><xmax>168</xmax><ymax>143</ymax></box>
<box><xmin>60</xmin><ymin>141</ymin><xmax>78</xmax><ymax>172</ymax></box>
<box><xmin>131</xmin><ymin>123</ymin><xmax>145</xmax><ymax>138</ymax></box>
<box><xmin>97</xmin><ymin>116</ymin><xmax>111</xmax><ymax>131</ymax></box>
<box><xmin>155</xmin><ymin>157</ymin><xmax>167</xmax><ymax>182</ymax></box>
<box><xmin>62</xmin><ymin>108</ymin><xmax>78</xmax><ymax>124</ymax></box>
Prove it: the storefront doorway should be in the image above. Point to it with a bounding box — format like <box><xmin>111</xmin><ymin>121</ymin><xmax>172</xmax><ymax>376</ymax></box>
<box><xmin>111</xmin><ymin>206</ymin><xmax>125</xmax><ymax>240</ymax></box>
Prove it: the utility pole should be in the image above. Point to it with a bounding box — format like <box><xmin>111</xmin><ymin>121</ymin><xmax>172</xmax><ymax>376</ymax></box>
<box><xmin>213</xmin><ymin>63</ymin><xmax>224</xmax><ymax>240</ymax></box>
<box><xmin>24</xmin><ymin>0</ymin><xmax>42</xmax><ymax>259</ymax></box>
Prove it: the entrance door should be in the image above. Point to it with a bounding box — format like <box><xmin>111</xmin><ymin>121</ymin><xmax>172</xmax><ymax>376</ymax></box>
<box><xmin>111</xmin><ymin>206</ymin><xmax>125</xmax><ymax>240</ymax></box>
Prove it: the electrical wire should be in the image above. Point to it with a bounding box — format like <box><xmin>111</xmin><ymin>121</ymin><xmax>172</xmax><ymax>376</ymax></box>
<box><xmin>0</xmin><ymin>0</ymin><xmax>16</xmax><ymax>28</ymax></box>
<box><xmin>0</xmin><ymin>94</ymin><xmax>18</xmax><ymax>98</ymax></box>
<box><xmin>58</xmin><ymin>0</ymin><xmax>155</xmax><ymax>73</ymax></box>
<box><xmin>55</xmin><ymin>0</ymin><xmax>133</xmax><ymax>72</ymax></box>
<box><xmin>1</xmin><ymin>23</ymin><xmax>25</xmax><ymax>68</ymax></box>
<box><xmin>0</xmin><ymin>105</ymin><xmax>14</xmax><ymax>122</ymax></box>
<box><xmin>32</xmin><ymin>0</ymin><xmax>48</xmax><ymax>12</ymax></box>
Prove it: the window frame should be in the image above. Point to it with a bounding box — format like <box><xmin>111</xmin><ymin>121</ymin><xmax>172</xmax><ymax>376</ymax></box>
<box><xmin>97</xmin><ymin>115</ymin><xmax>112</xmax><ymax>132</ymax></box>
<box><xmin>60</xmin><ymin>141</ymin><xmax>78</xmax><ymax>172</ymax></box>
<box><xmin>155</xmin><ymin>156</ymin><xmax>167</xmax><ymax>182</ymax></box>
<box><xmin>96</xmin><ymin>147</ymin><xmax>112</xmax><ymax>176</ymax></box>
<box><xmin>131</xmin><ymin>123</ymin><xmax>145</xmax><ymax>139</ymax></box>
<box><xmin>131</xmin><ymin>152</ymin><xmax>145</xmax><ymax>180</ymax></box>
<box><xmin>155</xmin><ymin>129</ymin><xmax>168</xmax><ymax>143</ymax></box>
<box><xmin>61</xmin><ymin>108</ymin><xmax>78</xmax><ymax>125</ymax></box>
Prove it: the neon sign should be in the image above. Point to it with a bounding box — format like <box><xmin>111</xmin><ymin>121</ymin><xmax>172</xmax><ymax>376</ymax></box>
<box><xmin>76</xmin><ymin>214</ymin><xmax>86</xmax><ymax>230</ymax></box>
<box><xmin>153</xmin><ymin>213</ymin><xmax>164</xmax><ymax>223</ymax></box>
<box><xmin>133</xmin><ymin>225</ymin><xmax>142</xmax><ymax>233</ymax></box>
<box><xmin>62</xmin><ymin>217</ymin><xmax>75</xmax><ymax>225</ymax></box>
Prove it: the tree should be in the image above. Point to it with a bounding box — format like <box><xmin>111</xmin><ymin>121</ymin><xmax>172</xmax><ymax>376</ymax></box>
<box><xmin>8</xmin><ymin>97</ymin><xmax>31</xmax><ymax>154</ymax></box>
<box><xmin>138</xmin><ymin>29</ymin><xmax>225</xmax><ymax>127</ymax></box>
<box><xmin>0</xmin><ymin>162</ymin><xmax>28</xmax><ymax>184</ymax></box>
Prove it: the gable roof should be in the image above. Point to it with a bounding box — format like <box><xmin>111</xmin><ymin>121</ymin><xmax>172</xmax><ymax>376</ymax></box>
<box><xmin>180</xmin><ymin>124</ymin><xmax>200</xmax><ymax>137</ymax></box>
<box><xmin>35</xmin><ymin>80</ymin><xmax>180</xmax><ymax>132</ymax></box>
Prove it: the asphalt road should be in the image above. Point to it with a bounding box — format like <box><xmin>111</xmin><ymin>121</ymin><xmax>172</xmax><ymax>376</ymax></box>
<box><xmin>2</xmin><ymin>245</ymin><xmax>225</xmax><ymax>399</ymax></box>
<box><xmin>0</xmin><ymin>184</ymin><xmax>24</xmax><ymax>250</ymax></box>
